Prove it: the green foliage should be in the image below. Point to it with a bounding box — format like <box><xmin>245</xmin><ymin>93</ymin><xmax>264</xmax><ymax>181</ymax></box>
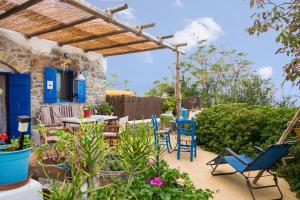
<box><xmin>1</xmin><ymin>135</ymin><xmax>32</xmax><ymax>152</ymax></box>
<box><xmin>162</xmin><ymin>97</ymin><xmax>176</xmax><ymax>112</ymax></box>
<box><xmin>278</xmin><ymin>143</ymin><xmax>300</xmax><ymax>198</ymax></box>
<box><xmin>247</xmin><ymin>0</ymin><xmax>300</xmax><ymax>85</ymax></box>
<box><xmin>95</xmin><ymin>102</ymin><xmax>112</xmax><ymax>115</ymax></box>
<box><xmin>97</xmin><ymin>144</ymin><xmax>214</xmax><ymax>200</ymax></box>
<box><xmin>117</xmin><ymin>123</ymin><xmax>154</xmax><ymax>189</ymax></box>
<box><xmin>83</xmin><ymin>104</ymin><xmax>93</xmax><ymax>110</ymax></box>
<box><xmin>146</xmin><ymin>41</ymin><xmax>277</xmax><ymax>107</ymax></box>
<box><xmin>196</xmin><ymin>104</ymin><xmax>297</xmax><ymax>155</ymax></box>
<box><xmin>196</xmin><ymin>104</ymin><xmax>300</xmax><ymax>197</ymax></box>
<box><xmin>45</xmin><ymin>123</ymin><xmax>108</xmax><ymax>199</ymax></box>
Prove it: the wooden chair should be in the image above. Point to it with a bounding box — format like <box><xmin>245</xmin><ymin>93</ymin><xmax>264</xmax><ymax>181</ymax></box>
<box><xmin>103</xmin><ymin>116</ymin><xmax>128</xmax><ymax>146</ymax></box>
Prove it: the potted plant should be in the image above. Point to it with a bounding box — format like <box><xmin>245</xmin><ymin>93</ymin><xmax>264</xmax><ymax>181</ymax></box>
<box><xmin>31</xmin><ymin>126</ymin><xmax>71</xmax><ymax>181</ymax></box>
<box><xmin>0</xmin><ymin>134</ymin><xmax>32</xmax><ymax>190</ymax></box>
<box><xmin>95</xmin><ymin>102</ymin><xmax>113</xmax><ymax>115</ymax></box>
<box><xmin>83</xmin><ymin>104</ymin><xmax>93</xmax><ymax>118</ymax></box>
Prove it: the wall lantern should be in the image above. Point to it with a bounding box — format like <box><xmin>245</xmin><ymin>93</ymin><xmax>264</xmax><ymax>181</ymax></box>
<box><xmin>18</xmin><ymin>115</ymin><xmax>31</xmax><ymax>150</ymax></box>
<box><xmin>75</xmin><ymin>72</ymin><xmax>86</xmax><ymax>81</ymax></box>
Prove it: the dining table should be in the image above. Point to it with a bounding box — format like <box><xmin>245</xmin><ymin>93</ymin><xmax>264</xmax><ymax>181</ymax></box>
<box><xmin>60</xmin><ymin>115</ymin><xmax>118</xmax><ymax>128</ymax></box>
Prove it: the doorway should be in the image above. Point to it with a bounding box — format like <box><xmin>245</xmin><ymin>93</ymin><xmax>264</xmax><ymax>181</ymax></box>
<box><xmin>0</xmin><ymin>74</ymin><xmax>7</xmax><ymax>134</ymax></box>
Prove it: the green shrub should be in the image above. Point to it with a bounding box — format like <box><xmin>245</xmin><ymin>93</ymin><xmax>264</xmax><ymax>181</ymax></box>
<box><xmin>196</xmin><ymin>103</ymin><xmax>299</xmax><ymax>197</ymax></box>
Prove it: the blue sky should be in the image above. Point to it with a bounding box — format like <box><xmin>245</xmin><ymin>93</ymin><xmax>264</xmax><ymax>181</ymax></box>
<box><xmin>87</xmin><ymin>0</ymin><xmax>297</xmax><ymax>98</ymax></box>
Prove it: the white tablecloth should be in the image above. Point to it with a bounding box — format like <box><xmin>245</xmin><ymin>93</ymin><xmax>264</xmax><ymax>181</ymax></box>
<box><xmin>0</xmin><ymin>179</ymin><xmax>43</xmax><ymax>200</ymax></box>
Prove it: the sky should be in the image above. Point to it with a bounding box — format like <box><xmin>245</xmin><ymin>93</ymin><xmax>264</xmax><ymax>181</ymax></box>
<box><xmin>87</xmin><ymin>0</ymin><xmax>298</xmax><ymax>99</ymax></box>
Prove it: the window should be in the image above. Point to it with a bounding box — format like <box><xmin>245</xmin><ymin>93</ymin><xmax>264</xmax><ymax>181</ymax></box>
<box><xmin>56</xmin><ymin>70</ymin><xmax>72</xmax><ymax>102</ymax></box>
<box><xmin>44</xmin><ymin>67</ymin><xmax>86</xmax><ymax>103</ymax></box>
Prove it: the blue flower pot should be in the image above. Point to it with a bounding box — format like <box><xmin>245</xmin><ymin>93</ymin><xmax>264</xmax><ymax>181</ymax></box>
<box><xmin>0</xmin><ymin>146</ymin><xmax>31</xmax><ymax>185</ymax></box>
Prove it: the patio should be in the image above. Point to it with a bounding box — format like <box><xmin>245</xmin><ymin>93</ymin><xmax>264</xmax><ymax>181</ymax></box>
<box><xmin>164</xmin><ymin>144</ymin><xmax>297</xmax><ymax>200</ymax></box>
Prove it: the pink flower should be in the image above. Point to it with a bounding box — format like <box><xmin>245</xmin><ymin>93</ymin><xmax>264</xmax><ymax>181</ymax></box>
<box><xmin>149</xmin><ymin>177</ymin><xmax>164</xmax><ymax>187</ymax></box>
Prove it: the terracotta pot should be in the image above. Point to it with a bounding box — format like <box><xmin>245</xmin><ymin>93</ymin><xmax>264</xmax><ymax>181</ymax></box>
<box><xmin>84</xmin><ymin>109</ymin><xmax>92</xmax><ymax>118</ymax></box>
<box><xmin>294</xmin><ymin>128</ymin><xmax>300</xmax><ymax>141</ymax></box>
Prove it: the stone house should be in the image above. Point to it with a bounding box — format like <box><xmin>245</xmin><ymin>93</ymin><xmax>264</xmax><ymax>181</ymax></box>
<box><xmin>0</xmin><ymin>28</ymin><xmax>106</xmax><ymax>138</ymax></box>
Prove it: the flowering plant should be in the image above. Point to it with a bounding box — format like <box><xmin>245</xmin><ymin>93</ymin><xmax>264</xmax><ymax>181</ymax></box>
<box><xmin>149</xmin><ymin>177</ymin><xmax>164</xmax><ymax>187</ymax></box>
<box><xmin>0</xmin><ymin>133</ymin><xmax>8</xmax><ymax>141</ymax></box>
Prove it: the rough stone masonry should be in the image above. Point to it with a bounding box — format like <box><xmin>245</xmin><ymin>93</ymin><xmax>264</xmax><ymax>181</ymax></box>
<box><xmin>0</xmin><ymin>29</ymin><xmax>106</xmax><ymax>120</ymax></box>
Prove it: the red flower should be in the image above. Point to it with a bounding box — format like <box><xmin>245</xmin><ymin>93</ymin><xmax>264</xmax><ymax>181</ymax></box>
<box><xmin>0</xmin><ymin>134</ymin><xmax>8</xmax><ymax>140</ymax></box>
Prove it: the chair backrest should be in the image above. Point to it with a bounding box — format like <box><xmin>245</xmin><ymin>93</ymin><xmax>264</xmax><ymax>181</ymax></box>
<box><xmin>151</xmin><ymin>114</ymin><xmax>158</xmax><ymax>132</ymax></box>
<box><xmin>119</xmin><ymin>116</ymin><xmax>129</xmax><ymax>127</ymax></box>
<box><xmin>247</xmin><ymin>142</ymin><xmax>295</xmax><ymax>171</ymax></box>
<box><xmin>176</xmin><ymin>119</ymin><xmax>196</xmax><ymax>136</ymax></box>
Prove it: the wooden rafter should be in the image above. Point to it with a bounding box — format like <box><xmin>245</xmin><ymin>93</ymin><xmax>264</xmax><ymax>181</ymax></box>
<box><xmin>85</xmin><ymin>39</ymin><xmax>148</xmax><ymax>52</ymax></box>
<box><xmin>27</xmin><ymin>16</ymin><xmax>97</xmax><ymax>38</ymax></box>
<box><xmin>103</xmin><ymin>46</ymin><xmax>164</xmax><ymax>56</ymax></box>
<box><xmin>59</xmin><ymin>30</ymin><xmax>128</xmax><ymax>46</ymax></box>
<box><xmin>0</xmin><ymin>0</ymin><xmax>43</xmax><ymax>20</ymax></box>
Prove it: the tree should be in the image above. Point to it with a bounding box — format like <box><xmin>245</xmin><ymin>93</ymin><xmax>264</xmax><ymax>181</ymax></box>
<box><xmin>107</xmin><ymin>73</ymin><xmax>119</xmax><ymax>89</ymax></box>
<box><xmin>123</xmin><ymin>79</ymin><xmax>129</xmax><ymax>90</ymax></box>
<box><xmin>247</xmin><ymin>0</ymin><xmax>300</xmax><ymax>86</ymax></box>
<box><xmin>146</xmin><ymin>41</ymin><xmax>276</xmax><ymax>107</ymax></box>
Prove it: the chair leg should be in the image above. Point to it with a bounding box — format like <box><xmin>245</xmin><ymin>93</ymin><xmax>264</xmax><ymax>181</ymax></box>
<box><xmin>243</xmin><ymin>171</ymin><xmax>283</xmax><ymax>200</ymax></box>
<box><xmin>177</xmin><ymin>137</ymin><xmax>181</xmax><ymax>160</ymax></box>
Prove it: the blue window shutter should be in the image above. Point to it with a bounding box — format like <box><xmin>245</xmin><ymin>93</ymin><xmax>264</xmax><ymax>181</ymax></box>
<box><xmin>8</xmin><ymin>73</ymin><xmax>31</xmax><ymax>139</ymax></box>
<box><xmin>44</xmin><ymin>67</ymin><xmax>57</xmax><ymax>103</ymax></box>
<box><xmin>77</xmin><ymin>80</ymin><xmax>86</xmax><ymax>103</ymax></box>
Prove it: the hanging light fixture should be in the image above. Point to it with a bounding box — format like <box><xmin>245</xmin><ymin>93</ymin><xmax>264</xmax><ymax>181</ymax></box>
<box><xmin>75</xmin><ymin>72</ymin><xmax>86</xmax><ymax>81</ymax></box>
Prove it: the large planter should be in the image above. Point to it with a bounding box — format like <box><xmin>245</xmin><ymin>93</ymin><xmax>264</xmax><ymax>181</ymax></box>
<box><xmin>0</xmin><ymin>146</ymin><xmax>31</xmax><ymax>185</ymax></box>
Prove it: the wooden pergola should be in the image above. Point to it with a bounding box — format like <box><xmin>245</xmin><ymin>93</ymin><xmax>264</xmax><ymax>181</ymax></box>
<box><xmin>0</xmin><ymin>0</ymin><xmax>186</xmax><ymax>117</ymax></box>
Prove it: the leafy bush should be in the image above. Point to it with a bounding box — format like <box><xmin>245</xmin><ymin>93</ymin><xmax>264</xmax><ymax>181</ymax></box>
<box><xmin>162</xmin><ymin>97</ymin><xmax>176</xmax><ymax>112</ymax></box>
<box><xmin>97</xmin><ymin>145</ymin><xmax>214</xmax><ymax>200</ymax></box>
<box><xmin>196</xmin><ymin>103</ymin><xmax>299</xmax><ymax>197</ymax></box>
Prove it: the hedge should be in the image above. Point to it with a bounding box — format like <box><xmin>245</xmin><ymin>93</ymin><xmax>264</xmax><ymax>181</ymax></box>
<box><xmin>196</xmin><ymin>103</ymin><xmax>300</xmax><ymax>198</ymax></box>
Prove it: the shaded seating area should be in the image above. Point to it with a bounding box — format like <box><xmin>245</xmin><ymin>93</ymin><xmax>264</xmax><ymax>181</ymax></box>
<box><xmin>207</xmin><ymin>141</ymin><xmax>296</xmax><ymax>200</ymax></box>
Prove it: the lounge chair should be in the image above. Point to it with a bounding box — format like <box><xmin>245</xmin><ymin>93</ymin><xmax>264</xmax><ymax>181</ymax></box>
<box><xmin>207</xmin><ymin>141</ymin><xmax>296</xmax><ymax>200</ymax></box>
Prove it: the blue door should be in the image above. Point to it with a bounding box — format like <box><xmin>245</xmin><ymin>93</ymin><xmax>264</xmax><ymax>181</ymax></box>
<box><xmin>8</xmin><ymin>73</ymin><xmax>31</xmax><ymax>139</ymax></box>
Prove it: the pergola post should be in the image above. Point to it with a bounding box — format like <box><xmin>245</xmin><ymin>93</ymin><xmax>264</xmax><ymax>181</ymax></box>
<box><xmin>174</xmin><ymin>43</ymin><xmax>187</xmax><ymax>119</ymax></box>
<box><xmin>175</xmin><ymin>51</ymin><xmax>181</xmax><ymax>119</ymax></box>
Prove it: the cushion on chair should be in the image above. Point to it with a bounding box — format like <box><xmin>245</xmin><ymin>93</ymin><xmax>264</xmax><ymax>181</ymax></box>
<box><xmin>103</xmin><ymin>132</ymin><xmax>118</xmax><ymax>138</ymax></box>
<box><xmin>224</xmin><ymin>154</ymin><xmax>253</xmax><ymax>173</ymax></box>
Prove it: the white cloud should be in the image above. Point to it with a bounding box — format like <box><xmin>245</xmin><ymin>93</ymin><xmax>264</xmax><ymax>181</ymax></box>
<box><xmin>116</xmin><ymin>7</ymin><xmax>136</xmax><ymax>24</ymax></box>
<box><xmin>172</xmin><ymin>17</ymin><xmax>223</xmax><ymax>51</ymax></box>
<box><xmin>172</xmin><ymin>0</ymin><xmax>184</xmax><ymax>7</ymax></box>
<box><xmin>136</xmin><ymin>52</ymin><xmax>154</xmax><ymax>63</ymax></box>
<box><xmin>258</xmin><ymin>66</ymin><xmax>273</xmax><ymax>79</ymax></box>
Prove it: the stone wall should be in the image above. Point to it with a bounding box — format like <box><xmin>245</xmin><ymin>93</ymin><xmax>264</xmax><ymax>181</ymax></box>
<box><xmin>0</xmin><ymin>31</ymin><xmax>106</xmax><ymax>120</ymax></box>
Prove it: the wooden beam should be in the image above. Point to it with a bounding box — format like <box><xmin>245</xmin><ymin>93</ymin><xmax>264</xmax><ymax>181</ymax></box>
<box><xmin>27</xmin><ymin>16</ymin><xmax>97</xmax><ymax>38</ymax></box>
<box><xmin>175</xmin><ymin>51</ymin><xmax>181</xmax><ymax>119</ymax></box>
<box><xmin>103</xmin><ymin>46</ymin><xmax>165</xmax><ymax>56</ymax></box>
<box><xmin>106</xmin><ymin>3</ymin><xmax>128</xmax><ymax>14</ymax></box>
<box><xmin>0</xmin><ymin>0</ymin><xmax>44</xmax><ymax>20</ymax></box>
<box><xmin>137</xmin><ymin>22</ymin><xmax>155</xmax><ymax>30</ymax></box>
<box><xmin>158</xmin><ymin>34</ymin><xmax>174</xmax><ymax>43</ymax></box>
<box><xmin>59</xmin><ymin>29</ymin><xmax>128</xmax><ymax>46</ymax></box>
<box><xmin>61</xmin><ymin>0</ymin><xmax>180</xmax><ymax>52</ymax></box>
<box><xmin>85</xmin><ymin>39</ymin><xmax>148</xmax><ymax>52</ymax></box>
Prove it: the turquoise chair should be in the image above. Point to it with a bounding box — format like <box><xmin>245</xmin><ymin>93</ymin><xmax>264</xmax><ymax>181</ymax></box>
<box><xmin>151</xmin><ymin>114</ymin><xmax>172</xmax><ymax>153</ymax></box>
<box><xmin>176</xmin><ymin>119</ymin><xmax>197</xmax><ymax>161</ymax></box>
<box><xmin>207</xmin><ymin>141</ymin><xmax>296</xmax><ymax>200</ymax></box>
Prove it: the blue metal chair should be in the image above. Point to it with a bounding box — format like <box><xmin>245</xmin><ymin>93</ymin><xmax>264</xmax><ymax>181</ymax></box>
<box><xmin>207</xmin><ymin>141</ymin><xmax>296</xmax><ymax>200</ymax></box>
<box><xmin>151</xmin><ymin>115</ymin><xmax>172</xmax><ymax>153</ymax></box>
<box><xmin>176</xmin><ymin>119</ymin><xmax>197</xmax><ymax>161</ymax></box>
